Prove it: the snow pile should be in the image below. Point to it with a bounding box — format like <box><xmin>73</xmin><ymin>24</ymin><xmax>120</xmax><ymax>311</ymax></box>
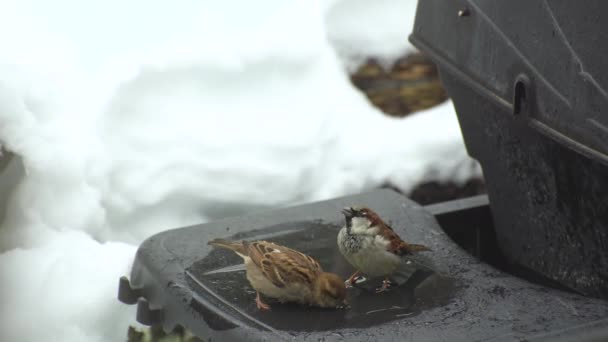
<box><xmin>0</xmin><ymin>0</ymin><xmax>478</xmax><ymax>341</ymax></box>
<box><xmin>0</xmin><ymin>231</ymin><xmax>136</xmax><ymax>342</ymax></box>
<box><xmin>326</xmin><ymin>0</ymin><xmax>419</xmax><ymax>70</ymax></box>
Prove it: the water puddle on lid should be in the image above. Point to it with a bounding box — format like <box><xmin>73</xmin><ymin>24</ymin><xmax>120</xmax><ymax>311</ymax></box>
<box><xmin>187</xmin><ymin>221</ymin><xmax>457</xmax><ymax>331</ymax></box>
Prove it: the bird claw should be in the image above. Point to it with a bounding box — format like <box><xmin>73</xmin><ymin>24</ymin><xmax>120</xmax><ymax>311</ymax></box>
<box><xmin>345</xmin><ymin>275</ymin><xmax>365</xmax><ymax>288</ymax></box>
<box><xmin>257</xmin><ymin>303</ymin><xmax>270</xmax><ymax>311</ymax></box>
<box><xmin>375</xmin><ymin>279</ymin><xmax>393</xmax><ymax>293</ymax></box>
<box><xmin>256</xmin><ymin>293</ymin><xmax>271</xmax><ymax>311</ymax></box>
<box><xmin>257</xmin><ymin>301</ymin><xmax>271</xmax><ymax>311</ymax></box>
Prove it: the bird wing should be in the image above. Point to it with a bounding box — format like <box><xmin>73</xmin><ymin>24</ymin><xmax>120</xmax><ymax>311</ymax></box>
<box><xmin>377</xmin><ymin>224</ymin><xmax>431</xmax><ymax>256</ymax></box>
<box><xmin>246</xmin><ymin>241</ymin><xmax>320</xmax><ymax>288</ymax></box>
<box><xmin>379</xmin><ymin>227</ymin><xmax>410</xmax><ymax>256</ymax></box>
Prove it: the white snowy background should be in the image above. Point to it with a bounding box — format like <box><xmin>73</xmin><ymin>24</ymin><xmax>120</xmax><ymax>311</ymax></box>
<box><xmin>0</xmin><ymin>0</ymin><xmax>479</xmax><ymax>341</ymax></box>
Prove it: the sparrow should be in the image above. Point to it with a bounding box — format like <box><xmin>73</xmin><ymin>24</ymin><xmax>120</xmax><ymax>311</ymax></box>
<box><xmin>208</xmin><ymin>239</ymin><xmax>347</xmax><ymax>310</ymax></box>
<box><xmin>337</xmin><ymin>206</ymin><xmax>431</xmax><ymax>293</ymax></box>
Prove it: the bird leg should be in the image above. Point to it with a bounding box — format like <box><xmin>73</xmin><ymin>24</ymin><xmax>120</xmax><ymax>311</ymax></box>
<box><xmin>255</xmin><ymin>292</ymin><xmax>271</xmax><ymax>311</ymax></box>
<box><xmin>345</xmin><ymin>270</ymin><xmax>363</xmax><ymax>288</ymax></box>
<box><xmin>375</xmin><ymin>277</ymin><xmax>393</xmax><ymax>293</ymax></box>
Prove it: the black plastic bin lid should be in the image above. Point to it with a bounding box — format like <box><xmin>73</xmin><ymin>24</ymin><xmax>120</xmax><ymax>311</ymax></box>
<box><xmin>118</xmin><ymin>190</ymin><xmax>608</xmax><ymax>341</ymax></box>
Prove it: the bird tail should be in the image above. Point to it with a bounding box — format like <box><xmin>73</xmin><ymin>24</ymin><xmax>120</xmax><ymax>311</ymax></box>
<box><xmin>208</xmin><ymin>239</ymin><xmax>247</xmax><ymax>256</ymax></box>
<box><xmin>405</xmin><ymin>243</ymin><xmax>431</xmax><ymax>253</ymax></box>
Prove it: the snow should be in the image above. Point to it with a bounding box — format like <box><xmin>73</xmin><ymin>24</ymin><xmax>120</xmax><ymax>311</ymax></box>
<box><xmin>0</xmin><ymin>0</ymin><xmax>478</xmax><ymax>341</ymax></box>
<box><xmin>326</xmin><ymin>0</ymin><xmax>419</xmax><ymax>70</ymax></box>
<box><xmin>0</xmin><ymin>231</ymin><xmax>136</xmax><ymax>342</ymax></box>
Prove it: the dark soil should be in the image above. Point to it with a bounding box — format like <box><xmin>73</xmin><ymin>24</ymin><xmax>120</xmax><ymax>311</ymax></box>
<box><xmin>350</xmin><ymin>52</ymin><xmax>449</xmax><ymax>117</ymax></box>
<box><xmin>382</xmin><ymin>178</ymin><xmax>486</xmax><ymax>206</ymax></box>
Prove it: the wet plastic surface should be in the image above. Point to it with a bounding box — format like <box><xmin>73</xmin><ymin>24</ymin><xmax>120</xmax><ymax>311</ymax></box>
<box><xmin>191</xmin><ymin>221</ymin><xmax>453</xmax><ymax>332</ymax></box>
<box><xmin>119</xmin><ymin>190</ymin><xmax>608</xmax><ymax>341</ymax></box>
<box><xmin>410</xmin><ymin>0</ymin><xmax>608</xmax><ymax>298</ymax></box>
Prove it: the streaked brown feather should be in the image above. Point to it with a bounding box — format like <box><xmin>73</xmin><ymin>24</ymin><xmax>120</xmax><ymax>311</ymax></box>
<box><xmin>360</xmin><ymin>208</ymin><xmax>431</xmax><ymax>256</ymax></box>
<box><xmin>210</xmin><ymin>239</ymin><xmax>322</xmax><ymax>288</ymax></box>
<box><xmin>207</xmin><ymin>238</ymin><xmax>247</xmax><ymax>255</ymax></box>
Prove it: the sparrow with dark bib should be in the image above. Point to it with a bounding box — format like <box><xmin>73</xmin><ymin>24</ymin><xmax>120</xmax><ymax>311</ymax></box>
<box><xmin>337</xmin><ymin>207</ymin><xmax>431</xmax><ymax>293</ymax></box>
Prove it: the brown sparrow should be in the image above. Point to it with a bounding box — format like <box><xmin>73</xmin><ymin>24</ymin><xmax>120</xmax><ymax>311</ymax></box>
<box><xmin>208</xmin><ymin>239</ymin><xmax>347</xmax><ymax>310</ymax></box>
<box><xmin>337</xmin><ymin>207</ymin><xmax>431</xmax><ymax>293</ymax></box>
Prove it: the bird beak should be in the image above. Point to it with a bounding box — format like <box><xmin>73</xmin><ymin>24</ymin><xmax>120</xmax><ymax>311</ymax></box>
<box><xmin>341</xmin><ymin>207</ymin><xmax>355</xmax><ymax>218</ymax></box>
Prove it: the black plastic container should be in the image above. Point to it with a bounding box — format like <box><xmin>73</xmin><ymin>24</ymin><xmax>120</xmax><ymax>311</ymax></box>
<box><xmin>410</xmin><ymin>0</ymin><xmax>608</xmax><ymax>298</ymax></box>
<box><xmin>119</xmin><ymin>190</ymin><xmax>608</xmax><ymax>341</ymax></box>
